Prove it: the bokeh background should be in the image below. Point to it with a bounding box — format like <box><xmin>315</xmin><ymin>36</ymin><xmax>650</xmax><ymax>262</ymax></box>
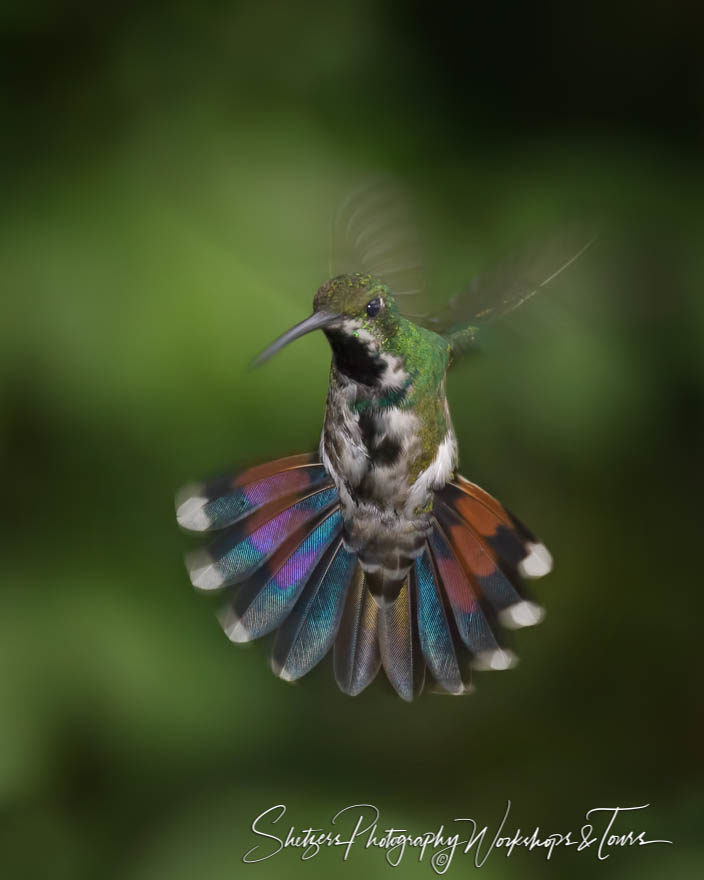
<box><xmin>2</xmin><ymin>2</ymin><xmax>703</xmax><ymax>878</ymax></box>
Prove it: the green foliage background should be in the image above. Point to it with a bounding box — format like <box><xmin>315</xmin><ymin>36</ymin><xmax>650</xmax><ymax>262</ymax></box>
<box><xmin>1</xmin><ymin>2</ymin><xmax>703</xmax><ymax>878</ymax></box>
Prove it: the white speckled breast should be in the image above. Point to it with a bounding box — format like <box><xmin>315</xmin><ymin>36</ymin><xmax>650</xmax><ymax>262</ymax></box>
<box><xmin>320</xmin><ymin>366</ymin><xmax>457</xmax><ymax>576</ymax></box>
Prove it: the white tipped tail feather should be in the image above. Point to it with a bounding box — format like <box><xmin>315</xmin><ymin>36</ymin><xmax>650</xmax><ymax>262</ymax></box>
<box><xmin>176</xmin><ymin>484</ymin><xmax>212</xmax><ymax>532</ymax></box>
<box><xmin>518</xmin><ymin>542</ymin><xmax>553</xmax><ymax>579</ymax></box>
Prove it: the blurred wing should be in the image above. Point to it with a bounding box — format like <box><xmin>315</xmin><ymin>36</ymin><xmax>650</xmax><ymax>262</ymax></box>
<box><xmin>330</xmin><ymin>184</ymin><xmax>594</xmax><ymax>352</ymax></box>
<box><xmin>329</xmin><ymin>179</ymin><xmax>426</xmax><ymax>300</ymax></box>
<box><xmin>420</xmin><ymin>232</ymin><xmax>597</xmax><ymax>350</ymax></box>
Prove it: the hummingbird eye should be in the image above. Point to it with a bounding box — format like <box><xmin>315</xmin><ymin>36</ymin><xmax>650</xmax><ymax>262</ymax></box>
<box><xmin>366</xmin><ymin>297</ymin><xmax>383</xmax><ymax>318</ymax></box>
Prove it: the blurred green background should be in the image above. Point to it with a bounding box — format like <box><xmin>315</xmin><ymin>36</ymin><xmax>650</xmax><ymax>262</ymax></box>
<box><xmin>1</xmin><ymin>2</ymin><xmax>703</xmax><ymax>878</ymax></box>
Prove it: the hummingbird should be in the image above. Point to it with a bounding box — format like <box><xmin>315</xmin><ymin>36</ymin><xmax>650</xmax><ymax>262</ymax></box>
<box><xmin>176</xmin><ymin>184</ymin><xmax>592</xmax><ymax>700</ymax></box>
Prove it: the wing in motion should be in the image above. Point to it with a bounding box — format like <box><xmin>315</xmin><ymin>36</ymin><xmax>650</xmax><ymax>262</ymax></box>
<box><xmin>330</xmin><ymin>177</ymin><xmax>595</xmax><ymax>358</ymax></box>
<box><xmin>329</xmin><ymin>178</ymin><xmax>426</xmax><ymax>301</ymax></box>
<box><xmin>421</xmin><ymin>232</ymin><xmax>597</xmax><ymax>357</ymax></box>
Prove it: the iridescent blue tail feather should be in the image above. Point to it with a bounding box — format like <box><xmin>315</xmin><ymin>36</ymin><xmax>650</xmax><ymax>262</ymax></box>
<box><xmin>271</xmin><ymin>537</ymin><xmax>357</xmax><ymax>681</ymax></box>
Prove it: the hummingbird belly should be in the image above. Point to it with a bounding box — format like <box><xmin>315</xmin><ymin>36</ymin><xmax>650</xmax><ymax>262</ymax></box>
<box><xmin>320</xmin><ymin>375</ymin><xmax>458</xmax><ymax>584</ymax></box>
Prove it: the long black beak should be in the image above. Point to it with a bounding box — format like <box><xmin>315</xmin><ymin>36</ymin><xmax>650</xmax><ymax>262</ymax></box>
<box><xmin>251</xmin><ymin>311</ymin><xmax>340</xmax><ymax>367</ymax></box>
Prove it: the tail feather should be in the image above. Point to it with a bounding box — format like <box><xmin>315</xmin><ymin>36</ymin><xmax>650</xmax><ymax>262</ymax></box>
<box><xmin>447</xmin><ymin>478</ymin><xmax>553</xmax><ymax>579</ymax></box>
<box><xmin>272</xmin><ymin>538</ymin><xmax>357</xmax><ymax>681</ymax></box>
<box><xmin>220</xmin><ymin>509</ymin><xmax>343</xmax><ymax>643</ymax></box>
<box><xmin>378</xmin><ymin>577</ymin><xmax>425</xmax><ymax>702</ymax></box>
<box><xmin>177</xmin><ymin>453</ymin><xmax>330</xmax><ymax>532</ymax></box>
<box><xmin>415</xmin><ymin>547</ymin><xmax>468</xmax><ymax>694</ymax></box>
<box><xmin>186</xmin><ymin>485</ymin><xmax>339</xmax><ymax>590</ymax></box>
<box><xmin>229</xmin><ymin>452</ymin><xmax>321</xmax><ymax>486</ymax></box>
<box><xmin>427</xmin><ymin>522</ymin><xmax>500</xmax><ymax>656</ymax></box>
<box><xmin>442</xmin><ymin>482</ymin><xmax>527</xmax><ymax>569</ymax></box>
<box><xmin>334</xmin><ymin>568</ymin><xmax>382</xmax><ymax>696</ymax></box>
<box><xmin>435</xmin><ymin>499</ymin><xmax>526</xmax><ymax>613</ymax></box>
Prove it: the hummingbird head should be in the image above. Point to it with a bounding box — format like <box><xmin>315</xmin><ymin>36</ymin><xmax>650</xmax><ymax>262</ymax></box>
<box><xmin>312</xmin><ymin>273</ymin><xmax>397</xmax><ymax>325</ymax></box>
<box><xmin>254</xmin><ymin>273</ymin><xmax>407</xmax><ymax>388</ymax></box>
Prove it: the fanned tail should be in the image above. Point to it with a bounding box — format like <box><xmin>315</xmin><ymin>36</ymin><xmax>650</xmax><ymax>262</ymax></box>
<box><xmin>177</xmin><ymin>457</ymin><xmax>551</xmax><ymax>698</ymax></box>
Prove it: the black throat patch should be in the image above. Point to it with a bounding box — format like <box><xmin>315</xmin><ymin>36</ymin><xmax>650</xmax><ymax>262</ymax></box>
<box><xmin>324</xmin><ymin>329</ymin><xmax>385</xmax><ymax>387</ymax></box>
